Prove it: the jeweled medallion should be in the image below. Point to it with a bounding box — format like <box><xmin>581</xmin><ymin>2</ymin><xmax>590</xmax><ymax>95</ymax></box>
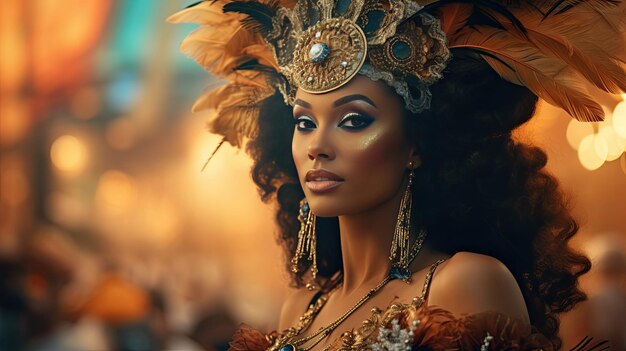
<box><xmin>289</xmin><ymin>18</ymin><xmax>367</xmax><ymax>94</ymax></box>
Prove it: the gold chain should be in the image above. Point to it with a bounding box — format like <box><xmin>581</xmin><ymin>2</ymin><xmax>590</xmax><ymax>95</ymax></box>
<box><xmin>292</xmin><ymin>275</ymin><xmax>392</xmax><ymax>350</ymax></box>
<box><xmin>272</xmin><ymin>230</ymin><xmax>426</xmax><ymax>351</ymax></box>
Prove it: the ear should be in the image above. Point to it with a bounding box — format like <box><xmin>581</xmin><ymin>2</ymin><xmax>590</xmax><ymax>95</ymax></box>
<box><xmin>407</xmin><ymin>146</ymin><xmax>422</xmax><ymax>169</ymax></box>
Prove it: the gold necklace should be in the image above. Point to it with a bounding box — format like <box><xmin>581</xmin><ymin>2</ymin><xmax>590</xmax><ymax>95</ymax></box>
<box><xmin>271</xmin><ymin>230</ymin><xmax>426</xmax><ymax>351</ymax></box>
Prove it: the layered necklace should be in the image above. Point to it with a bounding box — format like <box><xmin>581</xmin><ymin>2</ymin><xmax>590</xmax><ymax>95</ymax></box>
<box><xmin>270</xmin><ymin>230</ymin><xmax>426</xmax><ymax>351</ymax></box>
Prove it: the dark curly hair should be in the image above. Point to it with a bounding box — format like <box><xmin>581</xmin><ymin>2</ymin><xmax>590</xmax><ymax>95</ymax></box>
<box><xmin>245</xmin><ymin>47</ymin><xmax>590</xmax><ymax>348</ymax></box>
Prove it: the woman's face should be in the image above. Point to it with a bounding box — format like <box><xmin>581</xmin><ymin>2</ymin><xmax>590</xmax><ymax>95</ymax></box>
<box><xmin>292</xmin><ymin>74</ymin><xmax>419</xmax><ymax>217</ymax></box>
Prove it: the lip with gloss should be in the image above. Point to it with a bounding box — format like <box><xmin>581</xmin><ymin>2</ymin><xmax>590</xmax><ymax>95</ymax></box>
<box><xmin>305</xmin><ymin>169</ymin><xmax>345</xmax><ymax>193</ymax></box>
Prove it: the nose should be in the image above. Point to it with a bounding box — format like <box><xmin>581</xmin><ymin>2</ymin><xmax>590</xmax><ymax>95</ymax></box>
<box><xmin>307</xmin><ymin>130</ymin><xmax>336</xmax><ymax>161</ymax></box>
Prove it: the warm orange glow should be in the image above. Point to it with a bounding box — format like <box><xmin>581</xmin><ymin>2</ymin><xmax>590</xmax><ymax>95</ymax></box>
<box><xmin>95</xmin><ymin>170</ymin><xmax>138</xmax><ymax>212</ymax></box>
<box><xmin>578</xmin><ymin>134</ymin><xmax>606</xmax><ymax>171</ymax></box>
<box><xmin>105</xmin><ymin>119</ymin><xmax>136</xmax><ymax>150</ymax></box>
<box><xmin>30</xmin><ymin>0</ymin><xmax>112</xmax><ymax>92</ymax></box>
<box><xmin>566</xmin><ymin>98</ymin><xmax>625</xmax><ymax>170</ymax></box>
<box><xmin>0</xmin><ymin>1</ymin><xmax>27</xmax><ymax>92</ymax></box>
<box><xmin>599</xmin><ymin>124</ymin><xmax>626</xmax><ymax>162</ymax></box>
<box><xmin>46</xmin><ymin>192</ymin><xmax>90</xmax><ymax>228</ymax></box>
<box><xmin>0</xmin><ymin>96</ymin><xmax>30</xmax><ymax>146</ymax></box>
<box><xmin>566</xmin><ymin>119</ymin><xmax>594</xmax><ymax>150</ymax></box>
<box><xmin>613</xmin><ymin>99</ymin><xmax>626</xmax><ymax>139</ymax></box>
<box><xmin>50</xmin><ymin>135</ymin><xmax>88</xmax><ymax>174</ymax></box>
<box><xmin>139</xmin><ymin>197</ymin><xmax>180</xmax><ymax>248</ymax></box>
<box><xmin>70</xmin><ymin>86</ymin><xmax>102</xmax><ymax>120</ymax></box>
<box><xmin>78</xmin><ymin>275</ymin><xmax>149</xmax><ymax>324</ymax></box>
<box><xmin>0</xmin><ymin>157</ymin><xmax>29</xmax><ymax>207</ymax></box>
<box><xmin>593</xmin><ymin>134</ymin><xmax>609</xmax><ymax>163</ymax></box>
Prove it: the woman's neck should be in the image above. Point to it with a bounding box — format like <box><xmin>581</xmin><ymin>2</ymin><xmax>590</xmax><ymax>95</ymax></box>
<box><xmin>337</xmin><ymin>184</ymin><xmax>405</xmax><ymax>293</ymax></box>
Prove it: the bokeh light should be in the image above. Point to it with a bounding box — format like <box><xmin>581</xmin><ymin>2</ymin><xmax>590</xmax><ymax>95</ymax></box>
<box><xmin>578</xmin><ymin>134</ymin><xmax>606</xmax><ymax>171</ymax></box>
<box><xmin>566</xmin><ymin>119</ymin><xmax>594</xmax><ymax>150</ymax></box>
<box><xmin>50</xmin><ymin>135</ymin><xmax>88</xmax><ymax>174</ymax></box>
<box><xmin>95</xmin><ymin>170</ymin><xmax>138</xmax><ymax>213</ymax></box>
<box><xmin>46</xmin><ymin>192</ymin><xmax>90</xmax><ymax>229</ymax></box>
<box><xmin>614</xmin><ymin>99</ymin><xmax>626</xmax><ymax>139</ymax></box>
<box><xmin>599</xmin><ymin>124</ymin><xmax>626</xmax><ymax>161</ymax></box>
<box><xmin>568</xmin><ymin>96</ymin><xmax>626</xmax><ymax>170</ymax></box>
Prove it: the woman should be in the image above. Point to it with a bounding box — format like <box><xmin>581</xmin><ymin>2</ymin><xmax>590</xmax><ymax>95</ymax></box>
<box><xmin>169</xmin><ymin>0</ymin><xmax>626</xmax><ymax>349</ymax></box>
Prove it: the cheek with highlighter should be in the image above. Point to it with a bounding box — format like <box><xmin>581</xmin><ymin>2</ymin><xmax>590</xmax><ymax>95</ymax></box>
<box><xmin>335</xmin><ymin>120</ymin><xmax>411</xmax><ymax>213</ymax></box>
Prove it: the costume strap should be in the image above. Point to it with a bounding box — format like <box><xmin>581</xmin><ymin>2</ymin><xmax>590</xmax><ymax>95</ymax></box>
<box><xmin>415</xmin><ymin>258</ymin><xmax>447</xmax><ymax>308</ymax></box>
<box><xmin>306</xmin><ymin>291</ymin><xmax>324</xmax><ymax>310</ymax></box>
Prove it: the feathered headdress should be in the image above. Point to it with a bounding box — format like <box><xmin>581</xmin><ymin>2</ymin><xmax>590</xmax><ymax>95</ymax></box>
<box><xmin>168</xmin><ymin>0</ymin><xmax>626</xmax><ymax>151</ymax></box>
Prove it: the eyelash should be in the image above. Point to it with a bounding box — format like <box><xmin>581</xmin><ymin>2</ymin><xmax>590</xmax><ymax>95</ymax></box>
<box><xmin>294</xmin><ymin>116</ymin><xmax>315</xmax><ymax>131</ymax></box>
<box><xmin>293</xmin><ymin>113</ymin><xmax>374</xmax><ymax>131</ymax></box>
<box><xmin>339</xmin><ymin>112</ymin><xmax>374</xmax><ymax>130</ymax></box>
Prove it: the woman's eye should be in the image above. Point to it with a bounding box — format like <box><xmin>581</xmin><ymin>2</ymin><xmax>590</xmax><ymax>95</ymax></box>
<box><xmin>294</xmin><ymin>116</ymin><xmax>316</xmax><ymax>131</ymax></box>
<box><xmin>338</xmin><ymin>113</ymin><xmax>373</xmax><ymax>130</ymax></box>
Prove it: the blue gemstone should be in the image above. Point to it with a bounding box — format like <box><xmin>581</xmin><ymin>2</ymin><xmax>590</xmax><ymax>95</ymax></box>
<box><xmin>279</xmin><ymin>345</ymin><xmax>296</xmax><ymax>351</ymax></box>
<box><xmin>390</xmin><ymin>267</ymin><xmax>410</xmax><ymax>280</ymax></box>
<box><xmin>302</xmin><ymin>202</ymin><xmax>309</xmax><ymax>214</ymax></box>
<box><xmin>391</xmin><ymin>40</ymin><xmax>411</xmax><ymax>60</ymax></box>
<box><xmin>309</xmin><ymin>43</ymin><xmax>330</xmax><ymax>63</ymax></box>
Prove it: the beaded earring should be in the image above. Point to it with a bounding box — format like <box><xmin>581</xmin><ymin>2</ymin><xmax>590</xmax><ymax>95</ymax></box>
<box><xmin>291</xmin><ymin>198</ymin><xmax>318</xmax><ymax>290</ymax></box>
<box><xmin>389</xmin><ymin>162</ymin><xmax>425</xmax><ymax>282</ymax></box>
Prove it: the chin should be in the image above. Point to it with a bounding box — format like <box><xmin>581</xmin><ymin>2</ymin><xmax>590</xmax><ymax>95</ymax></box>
<box><xmin>307</xmin><ymin>194</ymin><xmax>373</xmax><ymax>218</ymax></box>
<box><xmin>306</xmin><ymin>193</ymin><xmax>347</xmax><ymax>218</ymax></box>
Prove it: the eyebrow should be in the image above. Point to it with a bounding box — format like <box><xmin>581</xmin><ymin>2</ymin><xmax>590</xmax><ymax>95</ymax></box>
<box><xmin>294</xmin><ymin>99</ymin><xmax>311</xmax><ymax>109</ymax></box>
<box><xmin>293</xmin><ymin>94</ymin><xmax>378</xmax><ymax>110</ymax></box>
<box><xmin>333</xmin><ymin>94</ymin><xmax>377</xmax><ymax>108</ymax></box>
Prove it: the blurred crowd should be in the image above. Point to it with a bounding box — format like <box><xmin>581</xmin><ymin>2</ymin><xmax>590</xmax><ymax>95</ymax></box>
<box><xmin>1</xmin><ymin>1</ymin><xmax>282</xmax><ymax>349</ymax></box>
<box><xmin>561</xmin><ymin>233</ymin><xmax>626</xmax><ymax>350</ymax></box>
<box><xmin>0</xmin><ymin>225</ymin><xmax>238</xmax><ymax>351</ymax></box>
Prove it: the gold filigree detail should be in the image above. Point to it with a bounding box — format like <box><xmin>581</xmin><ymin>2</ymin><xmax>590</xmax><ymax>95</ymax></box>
<box><xmin>267</xmin><ymin>292</ymin><xmax>331</xmax><ymax>351</ymax></box>
<box><xmin>369</xmin><ymin>16</ymin><xmax>449</xmax><ymax>84</ymax></box>
<box><xmin>360</xmin><ymin>0</ymin><xmax>411</xmax><ymax>45</ymax></box>
<box><xmin>271</xmin><ymin>1</ymin><xmax>448</xmax><ymax>112</ymax></box>
<box><xmin>286</xmin><ymin>18</ymin><xmax>367</xmax><ymax>94</ymax></box>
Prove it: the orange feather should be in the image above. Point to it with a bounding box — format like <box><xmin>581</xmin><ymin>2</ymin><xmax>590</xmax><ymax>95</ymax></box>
<box><xmin>166</xmin><ymin>1</ymin><xmax>237</xmax><ymax>26</ymax></box>
<box><xmin>451</xmin><ymin>26</ymin><xmax>605</xmax><ymax>122</ymax></box>
<box><xmin>192</xmin><ymin>70</ymin><xmax>274</xmax><ymax>147</ymax></box>
<box><xmin>479</xmin><ymin>5</ymin><xmax>626</xmax><ymax>94</ymax></box>
<box><xmin>169</xmin><ymin>1</ymin><xmax>278</xmax><ymax>78</ymax></box>
<box><xmin>437</xmin><ymin>3</ymin><xmax>473</xmax><ymax>37</ymax></box>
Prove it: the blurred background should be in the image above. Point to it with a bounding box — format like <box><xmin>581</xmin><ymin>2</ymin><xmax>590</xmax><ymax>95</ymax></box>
<box><xmin>0</xmin><ymin>1</ymin><xmax>625</xmax><ymax>350</ymax></box>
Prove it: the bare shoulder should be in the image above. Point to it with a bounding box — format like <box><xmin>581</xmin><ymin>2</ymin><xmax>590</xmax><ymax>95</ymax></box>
<box><xmin>428</xmin><ymin>251</ymin><xmax>530</xmax><ymax>323</ymax></box>
<box><xmin>278</xmin><ymin>288</ymin><xmax>318</xmax><ymax>331</ymax></box>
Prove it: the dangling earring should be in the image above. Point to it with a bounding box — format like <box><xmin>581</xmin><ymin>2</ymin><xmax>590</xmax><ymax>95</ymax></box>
<box><xmin>291</xmin><ymin>198</ymin><xmax>318</xmax><ymax>290</ymax></box>
<box><xmin>389</xmin><ymin>162</ymin><xmax>425</xmax><ymax>282</ymax></box>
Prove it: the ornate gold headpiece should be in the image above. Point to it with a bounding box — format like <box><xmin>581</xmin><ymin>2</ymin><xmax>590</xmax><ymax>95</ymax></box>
<box><xmin>211</xmin><ymin>0</ymin><xmax>450</xmax><ymax>114</ymax></box>
<box><xmin>168</xmin><ymin>0</ymin><xmax>626</xmax><ymax>149</ymax></box>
